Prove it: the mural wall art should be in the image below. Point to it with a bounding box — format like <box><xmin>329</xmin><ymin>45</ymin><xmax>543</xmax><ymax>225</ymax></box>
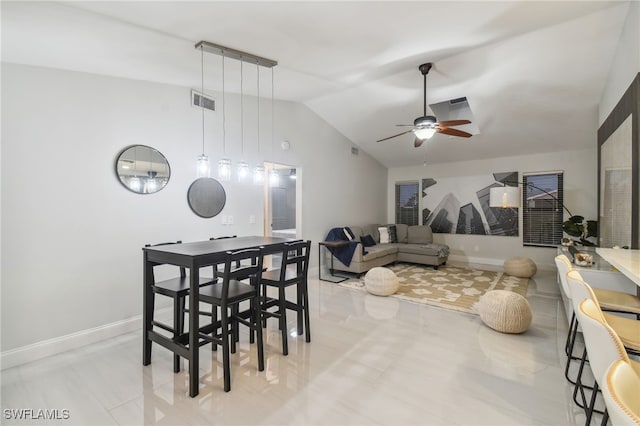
<box><xmin>422</xmin><ymin>172</ymin><xmax>519</xmax><ymax>236</ymax></box>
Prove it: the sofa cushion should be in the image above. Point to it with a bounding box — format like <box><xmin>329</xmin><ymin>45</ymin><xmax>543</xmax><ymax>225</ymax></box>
<box><xmin>362</xmin><ymin>225</ymin><xmax>381</xmax><ymax>243</ymax></box>
<box><xmin>394</xmin><ymin>224</ymin><xmax>409</xmax><ymax>243</ymax></box>
<box><xmin>378</xmin><ymin>226</ymin><xmax>390</xmax><ymax>243</ymax></box>
<box><xmin>399</xmin><ymin>244</ymin><xmax>442</xmax><ymax>257</ymax></box>
<box><xmin>345</xmin><ymin>226</ymin><xmax>364</xmax><ymax>239</ymax></box>
<box><xmin>388</xmin><ymin>225</ymin><xmax>398</xmax><ymax>243</ymax></box>
<box><xmin>361</xmin><ymin>234</ymin><xmax>376</xmax><ymax>247</ymax></box>
<box><xmin>343</xmin><ymin>227</ymin><xmax>356</xmax><ymax>240</ymax></box>
<box><xmin>407</xmin><ymin>225</ymin><xmax>433</xmax><ymax>244</ymax></box>
<box><xmin>361</xmin><ymin>244</ymin><xmax>398</xmax><ymax>261</ymax></box>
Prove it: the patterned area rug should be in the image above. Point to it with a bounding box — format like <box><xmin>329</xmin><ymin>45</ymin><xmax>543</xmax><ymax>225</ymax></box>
<box><xmin>339</xmin><ymin>263</ymin><xmax>529</xmax><ymax>315</ymax></box>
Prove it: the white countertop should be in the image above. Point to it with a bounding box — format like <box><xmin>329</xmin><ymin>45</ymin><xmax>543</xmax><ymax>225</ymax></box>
<box><xmin>596</xmin><ymin>248</ymin><xmax>640</xmax><ymax>286</ymax></box>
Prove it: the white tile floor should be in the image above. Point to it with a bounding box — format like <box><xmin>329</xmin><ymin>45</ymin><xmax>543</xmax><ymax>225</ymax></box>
<box><xmin>2</xmin><ymin>266</ymin><xmax>597</xmax><ymax>425</ymax></box>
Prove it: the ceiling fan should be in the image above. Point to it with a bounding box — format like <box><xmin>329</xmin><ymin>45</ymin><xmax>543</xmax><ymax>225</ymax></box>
<box><xmin>376</xmin><ymin>63</ymin><xmax>472</xmax><ymax>148</ymax></box>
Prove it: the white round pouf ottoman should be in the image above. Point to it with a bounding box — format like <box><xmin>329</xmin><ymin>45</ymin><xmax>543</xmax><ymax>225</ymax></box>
<box><xmin>364</xmin><ymin>267</ymin><xmax>399</xmax><ymax>296</ymax></box>
<box><xmin>478</xmin><ymin>290</ymin><xmax>532</xmax><ymax>334</ymax></box>
<box><xmin>504</xmin><ymin>257</ymin><xmax>537</xmax><ymax>278</ymax></box>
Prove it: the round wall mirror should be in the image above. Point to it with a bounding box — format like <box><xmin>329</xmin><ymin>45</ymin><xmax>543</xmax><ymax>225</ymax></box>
<box><xmin>115</xmin><ymin>145</ymin><xmax>170</xmax><ymax>194</ymax></box>
<box><xmin>187</xmin><ymin>178</ymin><xmax>226</xmax><ymax>218</ymax></box>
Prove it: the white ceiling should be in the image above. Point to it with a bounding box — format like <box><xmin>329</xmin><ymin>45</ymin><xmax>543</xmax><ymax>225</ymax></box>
<box><xmin>1</xmin><ymin>1</ymin><xmax>631</xmax><ymax>167</ymax></box>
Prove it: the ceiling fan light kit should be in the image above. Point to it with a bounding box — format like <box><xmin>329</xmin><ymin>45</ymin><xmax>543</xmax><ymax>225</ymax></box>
<box><xmin>376</xmin><ymin>62</ymin><xmax>472</xmax><ymax>147</ymax></box>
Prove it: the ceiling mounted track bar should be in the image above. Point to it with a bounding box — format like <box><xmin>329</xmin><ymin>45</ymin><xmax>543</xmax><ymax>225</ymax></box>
<box><xmin>195</xmin><ymin>41</ymin><xmax>277</xmax><ymax>68</ymax></box>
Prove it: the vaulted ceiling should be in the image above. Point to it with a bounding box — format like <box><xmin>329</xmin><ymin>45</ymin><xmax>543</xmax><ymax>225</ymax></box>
<box><xmin>2</xmin><ymin>1</ymin><xmax>631</xmax><ymax>167</ymax></box>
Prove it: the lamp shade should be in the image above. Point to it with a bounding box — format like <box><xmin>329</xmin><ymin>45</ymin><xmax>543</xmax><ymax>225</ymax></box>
<box><xmin>413</xmin><ymin>127</ymin><xmax>436</xmax><ymax>140</ymax></box>
<box><xmin>489</xmin><ymin>186</ymin><xmax>520</xmax><ymax>208</ymax></box>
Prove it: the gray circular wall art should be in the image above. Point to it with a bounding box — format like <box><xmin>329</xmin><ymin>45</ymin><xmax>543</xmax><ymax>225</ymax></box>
<box><xmin>187</xmin><ymin>177</ymin><xmax>226</xmax><ymax>218</ymax></box>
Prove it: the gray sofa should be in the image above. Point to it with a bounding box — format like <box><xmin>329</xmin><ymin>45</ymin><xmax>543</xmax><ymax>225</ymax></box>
<box><xmin>327</xmin><ymin>224</ymin><xmax>449</xmax><ymax>275</ymax></box>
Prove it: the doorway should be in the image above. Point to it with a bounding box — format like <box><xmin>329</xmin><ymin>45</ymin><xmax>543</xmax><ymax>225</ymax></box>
<box><xmin>264</xmin><ymin>162</ymin><xmax>300</xmax><ymax>240</ymax></box>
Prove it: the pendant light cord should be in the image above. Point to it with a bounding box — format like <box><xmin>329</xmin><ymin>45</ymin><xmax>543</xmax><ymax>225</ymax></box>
<box><xmin>271</xmin><ymin>68</ymin><xmax>275</xmax><ymax>154</ymax></box>
<box><xmin>240</xmin><ymin>60</ymin><xmax>244</xmax><ymax>157</ymax></box>
<box><xmin>257</xmin><ymin>64</ymin><xmax>260</xmax><ymax>153</ymax></box>
<box><xmin>201</xmin><ymin>45</ymin><xmax>205</xmax><ymax>156</ymax></box>
<box><xmin>222</xmin><ymin>52</ymin><xmax>226</xmax><ymax>154</ymax></box>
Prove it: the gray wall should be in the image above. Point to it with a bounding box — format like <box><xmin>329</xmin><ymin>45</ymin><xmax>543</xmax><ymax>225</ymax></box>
<box><xmin>387</xmin><ymin>148</ymin><xmax>597</xmax><ymax>269</ymax></box>
<box><xmin>0</xmin><ymin>63</ymin><xmax>387</xmax><ymax>352</ymax></box>
<box><xmin>599</xmin><ymin>1</ymin><xmax>640</xmax><ymax>124</ymax></box>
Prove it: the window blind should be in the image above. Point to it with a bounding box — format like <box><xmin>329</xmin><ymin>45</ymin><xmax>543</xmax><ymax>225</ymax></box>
<box><xmin>395</xmin><ymin>182</ymin><xmax>419</xmax><ymax>226</ymax></box>
<box><xmin>522</xmin><ymin>173</ymin><xmax>564</xmax><ymax>247</ymax></box>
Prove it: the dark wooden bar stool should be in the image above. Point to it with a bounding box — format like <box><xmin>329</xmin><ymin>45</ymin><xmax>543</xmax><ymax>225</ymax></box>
<box><xmin>260</xmin><ymin>240</ymin><xmax>311</xmax><ymax>355</ymax></box>
<box><xmin>197</xmin><ymin>247</ymin><xmax>266</xmax><ymax>392</ymax></box>
<box><xmin>145</xmin><ymin>241</ymin><xmax>216</xmax><ymax>372</ymax></box>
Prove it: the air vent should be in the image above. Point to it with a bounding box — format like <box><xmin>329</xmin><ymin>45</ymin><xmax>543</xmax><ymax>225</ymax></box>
<box><xmin>191</xmin><ymin>90</ymin><xmax>215</xmax><ymax>111</ymax></box>
<box><xmin>449</xmin><ymin>96</ymin><xmax>467</xmax><ymax>105</ymax></box>
<box><xmin>351</xmin><ymin>147</ymin><xmax>359</xmax><ymax>156</ymax></box>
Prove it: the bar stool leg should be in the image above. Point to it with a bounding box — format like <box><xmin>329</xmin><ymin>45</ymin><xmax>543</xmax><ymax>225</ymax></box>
<box><xmin>279</xmin><ymin>286</ymin><xmax>288</xmax><ymax>356</ymax></box>
<box><xmin>221</xmin><ymin>307</ymin><xmax>231</xmax><ymax>392</ymax></box>
<box><xmin>253</xmin><ymin>297</ymin><xmax>265</xmax><ymax>371</ymax></box>
<box><xmin>296</xmin><ymin>283</ymin><xmax>304</xmax><ymax>335</ymax></box>
<box><xmin>302</xmin><ymin>279</ymin><xmax>311</xmax><ymax>343</ymax></box>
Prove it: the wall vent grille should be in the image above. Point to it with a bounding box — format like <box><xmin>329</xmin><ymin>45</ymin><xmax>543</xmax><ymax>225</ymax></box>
<box><xmin>191</xmin><ymin>90</ymin><xmax>215</xmax><ymax>111</ymax></box>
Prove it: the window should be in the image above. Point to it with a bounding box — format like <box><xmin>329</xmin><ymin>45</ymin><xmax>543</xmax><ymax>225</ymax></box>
<box><xmin>522</xmin><ymin>173</ymin><xmax>564</xmax><ymax>247</ymax></box>
<box><xmin>395</xmin><ymin>182</ymin><xmax>419</xmax><ymax>226</ymax></box>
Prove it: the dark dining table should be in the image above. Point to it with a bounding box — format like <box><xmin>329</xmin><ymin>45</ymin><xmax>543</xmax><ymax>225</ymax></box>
<box><xmin>142</xmin><ymin>236</ymin><xmax>297</xmax><ymax>397</ymax></box>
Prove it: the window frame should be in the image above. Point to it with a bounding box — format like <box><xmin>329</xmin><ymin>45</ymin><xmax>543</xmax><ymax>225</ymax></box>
<box><xmin>522</xmin><ymin>172</ymin><xmax>564</xmax><ymax>248</ymax></box>
<box><xmin>395</xmin><ymin>181</ymin><xmax>419</xmax><ymax>226</ymax></box>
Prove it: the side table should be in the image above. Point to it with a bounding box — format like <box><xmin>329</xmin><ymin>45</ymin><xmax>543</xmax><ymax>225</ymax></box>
<box><xmin>318</xmin><ymin>240</ymin><xmax>350</xmax><ymax>283</ymax></box>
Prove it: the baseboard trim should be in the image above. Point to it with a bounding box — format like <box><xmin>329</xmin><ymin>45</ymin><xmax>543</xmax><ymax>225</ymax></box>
<box><xmin>448</xmin><ymin>255</ymin><xmax>555</xmax><ymax>272</ymax></box>
<box><xmin>448</xmin><ymin>254</ymin><xmax>503</xmax><ymax>267</ymax></box>
<box><xmin>1</xmin><ymin>314</ymin><xmax>145</xmax><ymax>370</ymax></box>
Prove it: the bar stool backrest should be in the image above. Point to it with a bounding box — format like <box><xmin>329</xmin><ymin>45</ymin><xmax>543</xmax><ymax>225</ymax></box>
<box><xmin>220</xmin><ymin>247</ymin><xmax>264</xmax><ymax>300</ymax></box>
<box><xmin>566</xmin><ymin>270</ymin><xmax>601</xmax><ymax>315</ymax></box>
<box><xmin>577</xmin><ymin>299</ymin><xmax>630</xmax><ymax>388</ymax></box>
<box><xmin>555</xmin><ymin>255</ymin><xmax>573</xmax><ymax>302</ymax></box>
<box><xmin>603</xmin><ymin>360</ymin><xmax>640</xmax><ymax>426</ymax></box>
<box><xmin>276</xmin><ymin>240</ymin><xmax>311</xmax><ymax>282</ymax></box>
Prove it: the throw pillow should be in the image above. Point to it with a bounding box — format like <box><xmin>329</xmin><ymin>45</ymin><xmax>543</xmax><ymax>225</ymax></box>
<box><xmin>378</xmin><ymin>226</ymin><xmax>390</xmax><ymax>244</ymax></box>
<box><xmin>388</xmin><ymin>225</ymin><xmax>397</xmax><ymax>243</ymax></box>
<box><xmin>361</xmin><ymin>234</ymin><xmax>376</xmax><ymax>247</ymax></box>
<box><xmin>343</xmin><ymin>227</ymin><xmax>355</xmax><ymax>241</ymax></box>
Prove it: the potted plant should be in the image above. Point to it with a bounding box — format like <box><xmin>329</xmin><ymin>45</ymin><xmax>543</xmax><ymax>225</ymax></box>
<box><xmin>563</xmin><ymin>215</ymin><xmax>598</xmax><ymax>246</ymax></box>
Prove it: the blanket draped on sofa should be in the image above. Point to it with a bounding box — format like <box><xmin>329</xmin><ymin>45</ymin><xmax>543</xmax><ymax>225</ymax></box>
<box><xmin>324</xmin><ymin>227</ymin><xmax>359</xmax><ymax>266</ymax></box>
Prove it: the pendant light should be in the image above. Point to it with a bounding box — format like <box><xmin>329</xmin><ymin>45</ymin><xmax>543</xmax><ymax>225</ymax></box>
<box><xmin>253</xmin><ymin>64</ymin><xmax>265</xmax><ymax>185</ymax></box>
<box><xmin>269</xmin><ymin>169</ymin><xmax>280</xmax><ymax>187</ymax></box>
<box><xmin>195</xmin><ymin>41</ymin><xmax>277</xmax><ymax>183</ymax></box>
<box><xmin>196</xmin><ymin>44</ymin><xmax>210</xmax><ymax>178</ymax></box>
<box><xmin>218</xmin><ymin>51</ymin><xmax>231</xmax><ymax>181</ymax></box>
<box><xmin>237</xmin><ymin>60</ymin><xmax>249</xmax><ymax>182</ymax></box>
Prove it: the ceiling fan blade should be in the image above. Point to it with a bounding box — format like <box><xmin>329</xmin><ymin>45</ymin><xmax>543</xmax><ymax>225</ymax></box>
<box><xmin>438</xmin><ymin>127</ymin><xmax>472</xmax><ymax>138</ymax></box>
<box><xmin>414</xmin><ymin>138</ymin><xmax>424</xmax><ymax>148</ymax></box>
<box><xmin>438</xmin><ymin>119</ymin><xmax>471</xmax><ymax>127</ymax></box>
<box><xmin>376</xmin><ymin>130</ymin><xmax>413</xmax><ymax>143</ymax></box>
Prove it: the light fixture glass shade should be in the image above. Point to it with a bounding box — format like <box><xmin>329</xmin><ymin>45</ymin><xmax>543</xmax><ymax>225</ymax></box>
<box><xmin>253</xmin><ymin>165</ymin><xmax>265</xmax><ymax>185</ymax></box>
<box><xmin>413</xmin><ymin>127</ymin><xmax>437</xmax><ymax>140</ymax></box>
<box><xmin>489</xmin><ymin>187</ymin><xmax>520</xmax><ymax>208</ymax></box>
<box><xmin>269</xmin><ymin>169</ymin><xmax>279</xmax><ymax>187</ymax></box>
<box><xmin>218</xmin><ymin>158</ymin><xmax>231</xmax><ymax>181</ymax></box>
<box><xmin>289</xmin><ymin>169</ymin><xmax>296</xmax><ymax>180</ymax></box>
<box><xmin>196</xmin><ymin>154</ymin><xmax>210</xmax><ymax>178</ymax></box>
<box><xmin>237</xmin><ymin>161</ymin><xmax>249</xmax><ymax>182</ymax></box>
